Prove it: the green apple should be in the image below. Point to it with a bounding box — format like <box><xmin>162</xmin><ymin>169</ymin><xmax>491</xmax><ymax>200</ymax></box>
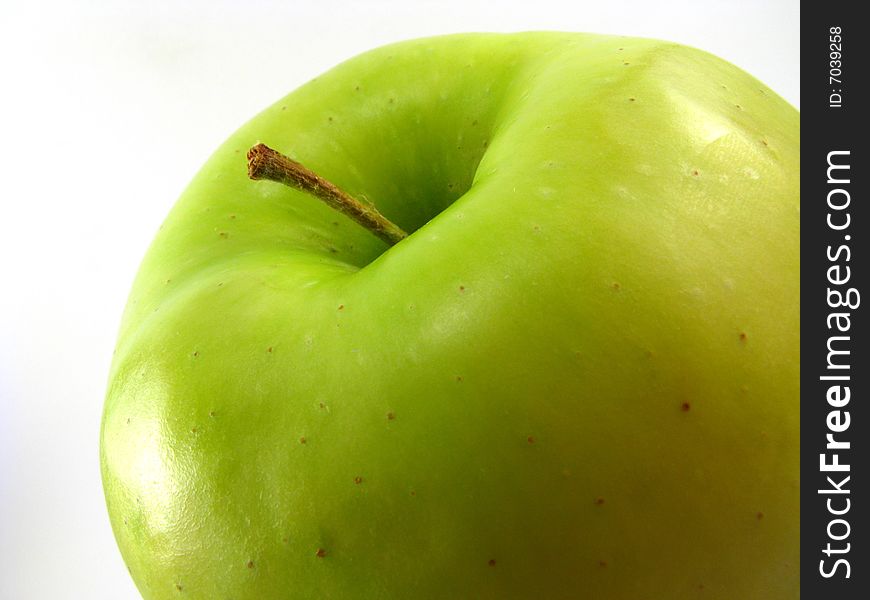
<box><xmin>101</xmin><ymin>32</ymin><xmax>799</xmax><ymax>599</ymax></box>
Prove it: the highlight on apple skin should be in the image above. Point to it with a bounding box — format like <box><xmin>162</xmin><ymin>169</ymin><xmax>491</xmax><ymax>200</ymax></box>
<box><xmin>100</xmin><ymin>32</ymin><xmax>799</xmax><ymax>599</ymax></box>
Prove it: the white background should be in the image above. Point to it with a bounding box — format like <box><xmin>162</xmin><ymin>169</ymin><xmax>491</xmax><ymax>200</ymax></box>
<box><xmin>0</xmin><ymin>1</ymin><xmax>798</xmax><ymax>598</ymax></box>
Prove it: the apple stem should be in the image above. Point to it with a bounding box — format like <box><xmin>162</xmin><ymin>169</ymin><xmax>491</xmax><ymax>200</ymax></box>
<box><xmin>247</xmin><ymin>143</ymin><xmax>408</xmax><ymax>246</ymax></box>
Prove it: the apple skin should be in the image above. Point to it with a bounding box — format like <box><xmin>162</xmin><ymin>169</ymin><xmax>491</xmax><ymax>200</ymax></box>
<box><xmin>101</xmin><ymin>32</ymin><xmax>799</xmax><ymax>599</ymax></box>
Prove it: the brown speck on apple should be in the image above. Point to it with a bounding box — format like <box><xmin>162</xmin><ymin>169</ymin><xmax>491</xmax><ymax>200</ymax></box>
<box><xmin>456</xmin><ymin>375</ymin><xmax>463</xmax><ymax>382</ymax></box>
<box><xmin>175</xmin><ymin>583</ymin><xmax>183</xmax><ymax>591</ymax></box>
<box><xmin>739</xmin><ymin>331</ymin><xmax>748</xmax><ymax>342</ymax></box>
<box><xmin>488</xmin><ymin>559</ymin><xmax>496</xmax><ymax>567</ymax></box>
<box><xmin>681</xmin><ymin>402</ymin><xmax>691</xmax><ymax>412</ymax></box>
<box><xmin>623</xmin><ymin>61</ymin><xmax>630</xmax><ymax>66</ymax></box>
<box><xmin>209</xmin><ymin>411</ymin><xmax>216</xmax><ymax>417</ymax></box>
<box><xmin>354</xmin><ymin>476</ymin><xmax>363</xmax><ymax>484</ymax></box>
<box><xmin>459</xmin><ymin>285</ymin><xmax>465</xmax><ymax>292</ymax></box>
<box><xmin>338</xmin><ymin>304</ymin><xmax>344</xmax><ymax>311</ymax></box>
<box><xmin>299</xmin><ymin>436</ymin><xmax>307</xmax><ymax>444</ymax></box>
<box><xmin>599</xmin><ymin>560</ymin><xmax>608</xmax><ymax>567</ymax></box>
<box><xmin>410</xmin><ymin>490</ymin><xmax>416</xmax><ymax>496</ymax></box>
<box><xmin>219</xmin><ymin>231</ymin><xmax>229</xmax><ymax>239</ymax></box>
<box><xmin>628</xmin><ymin>97</ymin><xmax>636</xmax><ymax>102</ymax></box>
<box><xmin>761</xmin><ymin>139</ymin><xmax>769</xmax><ymax>146</ymax></box>
<box><xmin>757</xmin><ymin>511</ymin><xmax>764</xmax><ymax>520</ymax></box>
<box><xmin>247</xmin><ymin>560</ymin><xmax>255</xmax><ymax>569</ymax></box>
<box><xmin>267</xmin><ymin>346</ymin><xmax>273</xmax><ymax>353</ymax></box>
<box><xmin>527</xmin><ymin>436</ymin><xmax>536</xmax><ymax>444</ymax></box>
<box><xmin>387</xmin><ymin>412</ymin><xmax>395</xmax><ymax>420</ymax></box>
<box><xmin>612</xmin><ymin>282</ymin><xmax>621</xmax><ymax>290</ymax></box>
<box><xmin>692</xmin><ymin>170</ymin><xmax>700</xmax><ymax>176</ymax></box>
<box><xmin>192</xmin><ymin>351</ymin><xmax>199</xmax><ymax>357</ymax></box>
<box><xmin>126</xmin><ymin>418</ymin><xmax>131</xmax><ymax>425</ymax></box>
<box><xmin>316</xmin><ymin>548</ymin><xmax>327</xmax><ymax>558</ymax></box>
<box><xmin>595</xmin><ymin>497</ymin><xmax>605</xmax><ymax>505</ymax></box>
